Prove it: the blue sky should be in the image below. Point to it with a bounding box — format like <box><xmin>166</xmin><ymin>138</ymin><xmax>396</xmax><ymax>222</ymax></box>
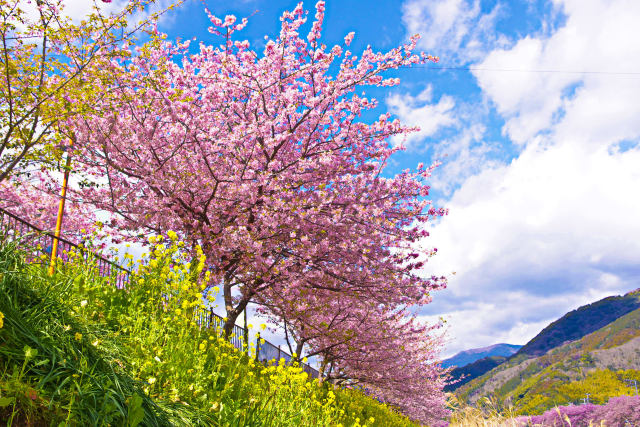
<box><xmin>67</xmin><ymin>0</ymin><xmax>640</xmax><ymax>358</ymax></box>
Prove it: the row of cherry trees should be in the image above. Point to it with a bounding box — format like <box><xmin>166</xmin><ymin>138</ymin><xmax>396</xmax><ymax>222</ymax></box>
<box><xmin>2</xmin><ymin>0</ymin><xmax>450</xmax><ymax>423</ymax></box>
<box><xmin>0</xmin><ymin>0</ymin><xmax>173</xmax><ymax>232</ymax></box>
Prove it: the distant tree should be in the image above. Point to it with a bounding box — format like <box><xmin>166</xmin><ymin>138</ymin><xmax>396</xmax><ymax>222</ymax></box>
<box><xmin>518</xmin><ymin>396</ymin><xmax>640</xmax><ymax>426</ymax></box>
<box><xmin>254</xmin><ymin>261</ymin><xmax>449</xmax><ymax>424</ymax></box>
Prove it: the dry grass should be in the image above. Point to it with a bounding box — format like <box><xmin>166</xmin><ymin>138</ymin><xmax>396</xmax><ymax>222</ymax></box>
<box><xmin>448</xmin><ymin>395</ymin><xmax>524</xmax><ymax>427</ymax></box>
<box><xmin>446</xmin><ymin>396</ymin><xmax>610</xmax><ymax>427</ymax></box>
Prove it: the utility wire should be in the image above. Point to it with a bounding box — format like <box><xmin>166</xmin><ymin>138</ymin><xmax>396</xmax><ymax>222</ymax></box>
<box><xmin>403</xmin><ymin>65</ymin><xmax>640</xmax><ymax>76</ymax></box>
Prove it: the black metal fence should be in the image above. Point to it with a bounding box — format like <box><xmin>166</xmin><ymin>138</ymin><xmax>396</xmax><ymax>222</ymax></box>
<box><xmin>193</xmin><ymin>305</ymin><xmax>319</xmax><ymax>378</ymax></box>
<box><xmin>0</xmin><ymin>207</ymin><xmax>320</xmax><ymax>379</ymax></box>
<box><xmin>192</xmin><ymin>305</ymin><xmax>249</xmax><ymax>352</ymax></box>
<box><xmin>0</xmin><ymin>207</ymin><xmax>129</xmax><ymax>287</ymax></box>
<box><xmin>255</xmin><ymin>339</ymin><xmax>319</xmax><ymax>379</ymax></box>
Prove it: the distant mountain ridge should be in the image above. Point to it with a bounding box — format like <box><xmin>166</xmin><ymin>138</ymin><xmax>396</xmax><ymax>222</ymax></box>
<box><xmin>512</xmin><ymin>288</ymin><xmax>640</xmax><ymax>358</ymax></box>
<box><xmin>442</xmin><ymin>343</ymin><xmax>522</xmax><ymax>368</ymax></box>
<box><xmin>444</xmin><ymin>355</ymin><xmax>508</xmax><ymax>391</ymax></box>
<box><xmin>457</xmin><ymin>305</ymin><xmax>640</xmax><ymax>415</ymax></box>
<box><xmin>445</xmin><ymin>288</ymin><xmax>640</xmax><ymax>393</ymax></box>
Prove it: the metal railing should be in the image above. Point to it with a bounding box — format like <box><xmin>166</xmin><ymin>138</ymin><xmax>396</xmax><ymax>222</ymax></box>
<box><xmin>255</xmin><ymin>339</ymin><xmax>320</xmax><ymax>379</ymax></box>
<box><xmin>1</xmin><ymin>206</ymin><xmax>320</xmax><ymax>379</ymax></box>
<box><xmin>0</xmin><ymin>207</ymin><xmax>130</xmax><ymax>287</ymax></box>
<box><xmin>192</xmin><ymin>305</ymin><xmax>249</xmax><ymax>352</ymax></box>
<box><xmin>194</xmin><ymin>304</ymin><xmax>320</xmax><ymax>378</ymax></box>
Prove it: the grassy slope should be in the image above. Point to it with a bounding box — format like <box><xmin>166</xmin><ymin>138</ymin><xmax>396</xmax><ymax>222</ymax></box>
<box><xmin>457</xmin><ymin>306</ymin><xmax>640</xmax><ymax>415</ymax></box>
<box><xmin>0</xmin><ymin>241</ymin><xmax>420</xmax><ymax>426</ymax></box>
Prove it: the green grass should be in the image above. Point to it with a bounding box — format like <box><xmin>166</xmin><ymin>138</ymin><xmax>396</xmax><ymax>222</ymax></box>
<box><xmin>0</xmin><ymin>237</ymin><xmax>419</xmax><ymax>426</ymax></box>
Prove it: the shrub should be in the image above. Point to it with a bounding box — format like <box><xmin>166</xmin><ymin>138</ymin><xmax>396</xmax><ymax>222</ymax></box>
<box><xmin>515</xmin><ymin>396</ymin><xmax>640</xmax><ymax>426</ymax></box>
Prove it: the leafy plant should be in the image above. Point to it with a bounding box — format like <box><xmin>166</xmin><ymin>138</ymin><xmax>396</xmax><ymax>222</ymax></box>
<box><xmin>0</xmin><ymin>238</ymin><xmax>423</xmax><ymax>426</ymax></box>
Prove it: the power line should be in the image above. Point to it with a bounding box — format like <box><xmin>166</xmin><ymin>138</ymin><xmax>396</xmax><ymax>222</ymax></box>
<box><xmin>404</xmin><ymin>65</ymin><xmax>640</xmax><ymax>76</ymax></box>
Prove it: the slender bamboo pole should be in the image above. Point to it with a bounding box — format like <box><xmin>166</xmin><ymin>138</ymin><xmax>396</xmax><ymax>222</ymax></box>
<box><xmin>49</xmin><ymin>138</ymin><xmax>74</xmax><ymax>275</ymax></box>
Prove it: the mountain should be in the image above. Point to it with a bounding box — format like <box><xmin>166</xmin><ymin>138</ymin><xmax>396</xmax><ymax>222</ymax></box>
<box><xmin>512</xmin><ymin>288</ymin><xmax>640</xmax><ymax>358</ymax></box>
<box><xmin>442</xmin><ymin>343</ymin><xmax>522</xmax><ymax>368</ymax></box>
<box><xmin>457</xmin><ymin>297</ymin><xmax>640</xmax><ymax>416</ymax></box>
<box><xmin>444</xmin><ymin>355</ymin><xmax>508</xmax><ymax>391</ymax></box>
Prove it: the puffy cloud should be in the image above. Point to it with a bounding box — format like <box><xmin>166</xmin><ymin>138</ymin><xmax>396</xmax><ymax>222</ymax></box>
<box><xmin>387</xmin><ymin>85</ymin><xmax>457</xmax><ymax>147</ymax></box>
<box><xmin>415</xmin><ymin>0</ymin><xmax>640</xmax><ymax>355</ymax></box>
<box><xmin>475</xmin><ymin>0</ymin><xmax>640</xmax><ymax>145</ymax></box>
<box><xmin>428</xmin><ymin>123</ymin><xmax>503</xmax><ymax>196</ymax></box>
<box><xmin>401</xmin><ymin>0</ymin><xmax>504</xmax><ymax>62</ymax></box>
<box><xmin>422</xmin><ymin>139</ymin><xmax>640</xmax><ymax>354</ymax></box>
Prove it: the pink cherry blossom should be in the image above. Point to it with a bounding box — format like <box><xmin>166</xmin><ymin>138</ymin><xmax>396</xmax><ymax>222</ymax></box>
<box><xmin>68</xmin><ymin>2</ymin><xmax>446</xmax><ymax>421</ymax></box>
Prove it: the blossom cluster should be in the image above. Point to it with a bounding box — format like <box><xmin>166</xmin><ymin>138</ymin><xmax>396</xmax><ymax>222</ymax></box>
<box><xmin>515</xmin><ymin>395</ymin><xmax>640</xmax><ymax>426</ymax></box>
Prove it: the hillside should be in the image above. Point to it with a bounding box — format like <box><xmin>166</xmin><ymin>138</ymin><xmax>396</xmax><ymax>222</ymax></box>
<box><xmin>457</xmin><ymin>305</ymin><xmax>640</xmax><ymax>415</ymax></box>
<box><xmin>442</xmin><ymin>343</ymin><xmax>521</xmax><ymax>368</ymax></box>
<box><xmin>445</xmin><ymin>290</ymin><xmax>640</xmax><ymax>393</ymax></box>
<box><xmin>444</xmin><ymin>355</ymin><xmax>507</xmax><ymax>391</ymax></box>
<box><xmin>0</xmin><ymin>242</ymin><xmax>419</xmax><ymax>426</ymax></box>
<box><xmin>513</xmin><ymin>289</ymin><xmax>640</xmax><ymax>358</ymax></box>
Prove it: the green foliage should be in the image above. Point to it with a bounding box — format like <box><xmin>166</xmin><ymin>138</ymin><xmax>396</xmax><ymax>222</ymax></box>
<box><xmin>512</xmin><ymin>368</ymin><xmax>639</xmax><ymax>415</ymax></box>
<box><xmin>0</xmin><ymin>240</ymin><xmax>169</xmax><ymax>425</ymax></box>
<box><xmin>333</xmin><ymin>388</ymin><xmax>418</xmax><ymax>427</ymax></box>
<box><xmin>0</xmin><ymin>238</ymin><xmax>419</xmax><ymax>426</ymax></box>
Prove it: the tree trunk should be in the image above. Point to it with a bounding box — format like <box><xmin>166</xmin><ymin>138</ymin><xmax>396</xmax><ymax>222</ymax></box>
<box><xmin>294</xmin><ymin>340</ymin><xmax>305</xmax><ymax>364</ymax></box>
<box><xmin>243</xmin><ymin>305</ymin><xmax>249</xmax><ymax>351</ymax></box>
<box><xmin>318</xmin><ymin>356</ymin><xmax>328</xmax><ymax>385</ymax></box>
<box><xmin>222</xmin><ymin>293</ymin><xmax>251</xmax><ymax>339</ymax></box>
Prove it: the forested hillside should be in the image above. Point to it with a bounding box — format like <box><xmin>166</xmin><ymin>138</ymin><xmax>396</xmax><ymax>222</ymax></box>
<box><xmin>513</xmin><ymin>290</ymin><xmax>640</xmax><ymax>358</ymax></box>
<box><xmin>457</xmin><ymin>306</ymin><xmax>640</xmax><ymax>415</ymax></box>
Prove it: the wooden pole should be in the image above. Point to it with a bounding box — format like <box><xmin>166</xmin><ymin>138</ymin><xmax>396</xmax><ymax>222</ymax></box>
<box><xmin>243</xmin><ymin>306</ymin><xmax>249</xmax><ymax>351</ymax></box>
<box><xmin>49</xmin><ymin>138</ymin><xmax>73</xmax><ymax>275</ymax></box>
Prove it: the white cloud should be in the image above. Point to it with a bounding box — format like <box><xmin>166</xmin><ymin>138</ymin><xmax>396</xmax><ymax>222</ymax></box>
<box><xmin>18</xmin><ymin>0</ymin><xmax>177</xmax><ymax>32</ymax></box>
<box><xmin>475</xmin><ymin>0</ymin><xmax>640</xmax><ymax>144</ymax></box>
<box><xmin>428</xmin><ymin>124</ymin><xmax>502</xmax><ymax>196</ymax></box>
<box><xmin>387</xmin><ymin>85</ymin><xmax>457</xmax><ymax>147</ymax></box>
<box><xmin>401</xmin><ymin>0</ymin><xmax>504</xmax><ymax>62</ymax></box>
<box><xmin>418</xmin><ymin>0</ymin><xmax>640</xmax><ymax>356</ymax></box>
<box><xmin>425</xmin><ymin>139</ymin><xmax>640</xmax><ymax>283</ymax></box>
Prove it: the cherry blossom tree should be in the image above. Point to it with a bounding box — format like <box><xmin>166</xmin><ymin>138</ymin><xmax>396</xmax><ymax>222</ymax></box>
<box><xmin>3</xmin><ymin>1</ymin><xmax>452</xmax><ymax>421</ymax></box>
<box><xmin>257</xmin><ymin>281</ymin><xmax>450</xmax><ymax>424</ymax></box>
<box><xmin>0</xmin><ymin>0</ymin><xmax>174</xmax><ymax>182</ymax></box>
<box><xmin>72</xmin><ymin>1</ymin><xmax>446</xmax><ymax>338</ymax></box>
<box><xmin>65</xmin><ymin>1</ymin><xmax>451</xmax><ymax>421</ymax></box>
<box><xmin>327</xmin><ymin>312</ymin><xmax>449</xmax><ymax>425</ymax></box>
<box><xmin>0</xmin><ymin>169</ymin><xmax>95</xmax><ymax>236</ymax></box>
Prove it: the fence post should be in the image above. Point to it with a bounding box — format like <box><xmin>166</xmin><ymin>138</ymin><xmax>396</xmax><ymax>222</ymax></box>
<box><xmin>278</xmin><ymin>345</ymin><xmax>281</xmax><ymax>361</ymax></box>
<box><xmin>49</xmin><ymin>137</ymin><xmax>74</xmax><ymax>276</ymax></box>
<box><xmin>243</xmin><ymin>308</ymin><xmax>249</xmax><ymax>351</ymax></box>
